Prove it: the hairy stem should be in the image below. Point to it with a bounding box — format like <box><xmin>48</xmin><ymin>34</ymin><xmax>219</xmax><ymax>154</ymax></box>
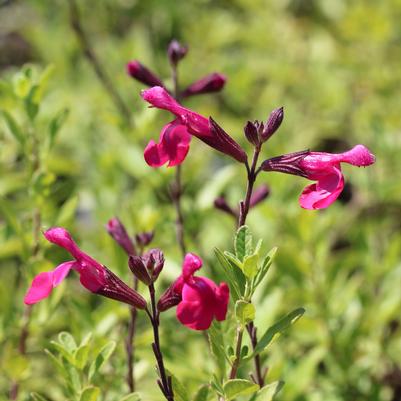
<box><xmin>67</xmin><ymin>0</ymin><xmax>131</xmax><ymax>124</ymax></box>
<box><xmin>237</xmin><ymin>145</ymin><xmax>266</xmax><ymax>385</ymax></box>
<box><xmin>147</xmin><ymin>284</ymin><xmax>174</xmax><ymax>401</ymax></box>
<box><xmin>125</xmin><ymin>277</ymin><xmax>139</xmax><ymax>392</ymax></box>
<box><xmin>229</xmin><ymin>326</ymin><xmax>244</xmax><ymax>379</ymax></box>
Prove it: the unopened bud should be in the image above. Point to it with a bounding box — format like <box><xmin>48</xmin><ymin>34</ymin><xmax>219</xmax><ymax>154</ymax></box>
<box><xmin>214</xmin><ymin>196</ymin><xmax>237</xmax><ymax>218</ymax></box>
<box><xmin>129</xmin><ymin>256</ymin><xmax>152</xmax><ymax>285</ymax></box>
<box><xmin>249</xmin><ymin>185</ymin><xmax>270</xmax><ymax>208</ymax></box>
<box><xmin>167</xmin><ymin>40</ymin><xmax>188</xmax><ymax>66</ymax></box>
<box><xmin>126</xmin><ymin>60</ymin><xmax>164</xmax><ymax>87</ymax></box>
<box><xmin>106</xmin><ymin>218</ymin><xmax>136</xmax><ymax>256</ymax></box>
<box><xmin>181</xmin><ymin>73</ymin><xmax>226</xmax><ymax>97</ymax></box>
<box><xmin>261</xmin><ymin>107</ymin><xmax>284</xmax><ymax>142</ymax></box>
<box><xmin>135</xmin><ymin>231</ymin><xmax>154</xmax><ymax>247</ymax></box>
<box><xmin>143</xmin><ymin>249</ymin><xmax>165</xmax><ymax>281</ymax></box>
<box><xmin>244</xmin><ymin>121</ymin><xmax>260</xmax><ymax>146</ymax></box>
<box><xmin>157</xmin><ymin>284</ymin><xmax>181</xmax><ymax>312</ymax></box>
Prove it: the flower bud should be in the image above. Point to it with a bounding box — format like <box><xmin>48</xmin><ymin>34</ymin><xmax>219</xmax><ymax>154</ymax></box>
<box><xmin>126</xmin><ymin>60</ymin><xmax>164</xmax><ymax>87</ymax></box>
<box><xmin>214</xmin><ymin>196</ymin><xmax>237</xmax><ymax>218</ymax></box>
<box><xmin>261</xmin><ymin>150</ymin><xmax>310</xmax><ymax>176</ymax></box>
<box><xmin>142</xmin><ymin>249</ymin><xmax>165</xmax><ymax>281</ymax></box>
<box><xmin>181</xmin><ymin>73</ymin><xmax>226</xmax><ymax>97</ymax></box>
<box><xmin>249</xmin><ymin>184</ymin><xmax>270</xmax><ymax>208</ymax></box>
<box><xmin>167</xmin><ymin>40</ymin><xmax>188</xmax><ymax>66</ymax></box>
<box><xmin>244</xmin><ymin>121</ymin><xmax>260</xmax><ymax>146</ymax></box>
<box><xmin>129</xmin><ymin>256</ymin><xmax>152</xmax><ymax>285</ymax></box>
<box><xmin>261</xmin><ymin>107</ymin><xmax>284</xmax><ymax>142</ymax></box>
<box><xmin>157</xmin><ymin>284</ymin><xmax>181</xmax><ymax>312</ymax></box>
<box><xmin>135</xmin><ymin>231</ymin><xmax>154</xmax><ymax>247</ymax></box>
<box><xmin>106</xmin><ymin>218</ymin><xmax>136</xmax><ymax>256</ymax></box>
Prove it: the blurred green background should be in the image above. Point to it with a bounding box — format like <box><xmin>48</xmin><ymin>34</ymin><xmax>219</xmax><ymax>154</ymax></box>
<box><xmin>1</xmin><ymin>0</ymin><xmax>400</xmax><ymax>400</ymax></box>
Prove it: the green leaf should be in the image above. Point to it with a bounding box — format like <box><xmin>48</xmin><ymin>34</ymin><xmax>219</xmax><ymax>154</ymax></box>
<box><xmin>50</xmin><ymin>341</ymin><xmax>76</xmax><ymax>365</ymax></box>
<box><xmin>58</xmin><ymin>332</ymin><xmax>77</xmax><ymax>352</ymax></box>
<box><xmin>253</xmin><ymin>247</ymin><xmax>277</xmax><ymax>288</ymax></box>
<box><xmin>48</xmin><ymin>108</ymin><xmax>69</xmax><ymax>149</ymax></box>
<box><xmin>24</xmin><ymin>84</ymin><xmax>40</xmax><ymax>121</ymax></box>
<box><xmin>88</xmin><ymin>341</ymin><xmax>116</xmax><ymax>380</ymax></box>
<box><xmin>172</xmin><ymin>375</ymin><xmax>189</xmax><ymax>401</ymax></box>
<box><xmin>214</xmin><ymin>247</ymin><xmax>242</xmax><ymax>301</ymax></box>
<box><xmin>119</xmin><ymin>393</ymin><xmax>141</xmax><ymax>401</ymax></box>
<box><xmin>235</xmin><ymin>300</ymin><xmax>255</xmax><ymax>325</ymax></box>
<box><xmin>74</xmin><ymin>344</ymin><xmax>90</xmax><ymax>370</ymax></box>
<box><xmin>208</xmin><ymin>322</ymin><xmax>227</xmax><ymax>380</ymax></box>
<box><xmin>223</xmin><ymin>379</ymin><xmax>259</xmax><ymax>401</ymax></box>
<box><xmin>1</xmin><ymin>110</ymin><xmax>25</xmax><ymax>147</ymax></box>
<box><xmin>243</xmin><ymin>254</ymin><xmax>259</xmax><ymax>279</ymax></box>
<box><xmin>251</xmin><ymin>308</ymin><xmax>305</xmax><ymax>357</ymax></box>
<box><xmin>13</xmin><ymin>71</ymin><xmax>31</xmax><ymax>98</ymax></box>
<box><xmin>251</xmin><ymin>381</ymin><xmax>284</xmax><ymax>401</ymax></box>
<box><xmin>62</xmin><ymin>359</ymin><xmax>81</xmax><ymax>395</ymax></box>
<box><xmin>193</xmin><ymin>385</ymin><xmax>209</xmax><ymax>401</ymax></box>
<box><xmin>80</xmin><ymin>386</ymin><xmax>100</xmax><ymax>401</ymax></box>
<box><xmin>30</xmin><ymin>393</ymin><xmax>48</xmax><ymax>401</ymax></box>
<box><xmin>235</xmin><ymin>225</ymin><xmax>253</xmax><ymax>261</ymax></box>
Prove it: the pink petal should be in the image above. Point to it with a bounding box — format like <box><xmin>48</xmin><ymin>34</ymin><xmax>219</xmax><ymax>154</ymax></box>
<box><xmin>24</xmin><ymin>272</ymin><xmax>54</xmax><ymax>305</ymax></box>
<box><xmin>182</xmin><ymin>253</ymin><xmax>203</xmax><ymax>282</ymax></box>
<box><xmin>338</xmin><ymin>144</ymin><xmax>376</xmax><ymax>166</ymax></box>
<box><xmin>214</xmin><ymin>283</ymin><xmax>230</xmax><ymax>321</ymax></box>
<box><xmin>144</xmin><ymin>120</ymin><xmax>191</xmax><ymax>168</ymax></box>
<box><xmin>299</xmin><ymin>167</ymin><xmax>344</xmax><ymax>209</ymax></box>
<box><xmin>182</xmin><ymin>277</ymin><xmax>216</xmax><ymax>303</ymax></box>
<box><xmin>176</xmin><ymin>300</ymin><xmax>214</xmax><ymax>330</ymax></box>
<box><xmin>52</xmin><ymin>261</ymin><xmax>75</xmax><ymax>286</ymax></box>
<box><xmin>79</xmin><ymin>264</ymin><xmax>106</xmax><ymax>292</ymax></box>
<box><xmin>141</xmin><ymin>86</ymin><xmax>186</xmax><ymax>116</ymax></box>
<box><xmin>144</xmin><ymin>139</ymin><xmax>169</xmax><ymax>167</ymax></box>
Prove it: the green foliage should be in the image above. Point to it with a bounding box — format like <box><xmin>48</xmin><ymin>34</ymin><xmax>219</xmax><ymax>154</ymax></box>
<box><xmin>223</xmin><ymin>379</ymin><xmax>259</xmax><ymax>400</ymax></box>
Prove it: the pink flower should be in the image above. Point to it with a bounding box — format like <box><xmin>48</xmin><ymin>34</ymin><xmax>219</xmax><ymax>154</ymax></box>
<box><xmin>261</xmin><ymin>145</ymin><xmax>375</xmax><ymax>210</ymax></box>
<box><xmin>158</xmin><ymin>253</ymin><xmax>229</xmax><ymax>331</ymax></box>
<box><xmin>141</xmin><ymin>86</ymin><xmax>247</xmax><ymax>167</ymax></box>
<box><xmin>24</xmin><ymin>227</ymin><xmax>147</xmax><ymax>309</ymax></box>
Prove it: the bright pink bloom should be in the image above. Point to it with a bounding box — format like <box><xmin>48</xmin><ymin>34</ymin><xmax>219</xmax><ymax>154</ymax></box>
<box><xmin>158</xmin><ymin>253</ymin><xmax>229</xmax><ymax>331</ymax></box>
<box><xmin>181</xmin><ymin>73</ymin><xmax>226</xmax><ymax>97</ymax></box>
<box><xmin>141</xmin><ymin>86</ymin><xmax>247</xmax><ymax>166</ymax></box>
<box><xmin>261</xmin><ymin>145</ymin><xmax>375</xmax><ymax>210</ymax></box>
<box><xmin>24</xmin><ymin>228</ymin><xmax>146</xmax><ymax>308</ymax></box>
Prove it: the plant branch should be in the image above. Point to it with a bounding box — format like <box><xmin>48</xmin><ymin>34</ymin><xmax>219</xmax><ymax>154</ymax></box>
<box><xmin>147</xmin><ymin>284</ymin><xmax>174</xmax><ymax>401</ymax></box>
<box><xmin>246</xmin><ymin>322</ymin><xmax>265</xmax><ymax>386</ymax></box>
<box><xmin>67</xmin><ymin>0</ymin><xmax>131</xmax><ymax>124</ymax></box>
<box><xmin>229</xmin><ymin>326</ymin><xmax>244</xmax><ymax>379</ymax></box>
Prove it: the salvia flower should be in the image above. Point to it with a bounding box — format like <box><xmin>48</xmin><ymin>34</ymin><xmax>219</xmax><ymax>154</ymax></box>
<box><xmin>181</xmin><ymin>73</ymin><xmax>226</xmax><ymax>98</ymax></box>
<box><xmin>106</xmin><ymin>217</ymin><xmax>136</xmax><ymax>256</ymax></box>
<box><xmin>24</xmin><ymin>228</ymin><xmax>147</xmax><ymax>309</ymax></box>
<box><xmin>261</xmin><ymin>145</ymin><xmax>375</xmax><ymax>210</ymax></box>
<box><xmin>126</xmin><ymin>60</ymin><xmax>164</xmax><ymax>88</ymax></box>
<box><xmin>142</xmin><ymin>86</ymin><xmax>247</xmax><ymax>166</ymax></box>
<box><xmin>158</xmin><ymin>253</ymin><xmax>229</xmax><ymax>331</ymax></box>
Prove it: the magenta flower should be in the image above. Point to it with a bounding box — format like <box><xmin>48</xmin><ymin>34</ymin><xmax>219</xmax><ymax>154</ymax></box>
<box><xmin>158</xmin><ymin>253</ymin><xmax>229</xmax><ymax>331</ymax></box>
<box><xmin>141</xmin><ymin>86</ymin><xmax>247</xmax><ymax>167</ymax></box>
<box><xmin>261</xmin><ymin>145</ymin><xmax>375</xmax><ymax>209</ymax></box>
<box><xmin>181</xmin><ymin>73</ymin><xmax>226</xmax><ymax>98</ymax></box>
<box><xmin>24</xmin><ymin>227</ymin><xmax>147</xmax><ymax>309</ymax></box>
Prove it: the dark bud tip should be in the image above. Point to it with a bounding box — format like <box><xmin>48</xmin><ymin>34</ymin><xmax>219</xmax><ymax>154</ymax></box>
<box><xmin>244</xmin><ymin>121</ymin><xmax>260</xmax><ymax>146</ymax></box>
<box><xmin>129</xmin><ymin>256</ymin><xmax>152</xmax><ymax>285</ymax></box>
<box><xmin>106</xmin><ymin>217</ymin><xmax>136</xmax><ymax>256</ymax></box>
<box><xmin>142</xmin><ymin>249</ymin><xmax>165</xmax><ymax>282</ymax></box>
<box><xmin>181</xmin><ymin>73</ymin><xmax>226</xmax><ymax>98</ymax></box>
<box><xmin>126</xmin><ymin>60</ymin><xmax>164</xmax><ymax>87</ymax></box>
<box><xmin>261</xmin><ymin>106</ymin><xmax>284</xmax><ymax>142</ymax></box>
<box><xmin>135</xmin><ymin>231</ymin><xmax>154</xmax><ymax>247</ymax></box>
<box><xmin>214</xmin><ymin>196</ymin><xmax>238</xmax><ymax>218</ymax></box>
<box><xmin>167</xmin><ymin>39</ymin><xmax>188</xmax><ymax>66</ymax></box>
<box><xmin>249</xmin><ymin>184</ymin><xmax>270</xmax><ymax>208</ymax></box>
